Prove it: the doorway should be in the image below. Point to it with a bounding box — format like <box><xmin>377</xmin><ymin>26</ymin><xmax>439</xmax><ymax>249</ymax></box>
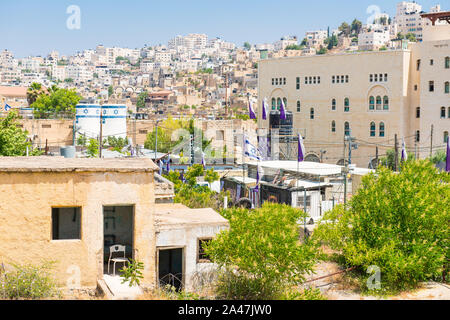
<box><xmin>158</xmin><ymin>248</ymin><xmax>184</xmax><ymax>290</ymax></box>
<box><xmin>103</xmin><ymin>206</ymin><xmax>134</xmax><ymax>275</ymax></box>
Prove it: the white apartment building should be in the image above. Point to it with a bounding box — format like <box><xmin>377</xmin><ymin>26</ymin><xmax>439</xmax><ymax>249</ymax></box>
<box><xmin>169</xmin><ymin>34</ymin><xmax>208</xmax><ymax>50</ymax></box>
<box><xmin>0</xmin><ymin>50</ymin><xmax>17</xmax><ymax>69</ymax></box>
<box><xmin>274</xmin><ymin>36</ymin><xmax>298</xmax><ymax>51</ymax></box>
<box><xmin>358</xmin><ymin>29</ymin><xmax>391</xmax><ymax>51</ymax></box>
<box><xmin>141</xmin><ymin>60</ymin><xmax>155</xmax><ymax>73</ymax></box>
<box><xmin>20</xmin><ymin>57</ymin><xmax>42</xmax><ymax>72</ymax></box>
<box><xmin>155</xmin><ymin>50</ymin><xmax>172</xmax><ymax>63</ymax></box>
<box><xmin>257</xmin><ymin>15</ymin><xmax>450</xmax><ymax>168</ymax></box>
<box><xmin>51</xmin><ymin>65</ymin><xmax>66</xmax><ymax>81</ymax></box>
<box><xmin>393</xmin><ymin>2</ymin><xmax>442</xmax><ymax>41</ymax></box>
<box><xmin>305</xmin><ymin>30</ymin><xmax>328</xmax><ymax>49</ymax></box>
<box><xmin>66</xmin><ymin>65</ymin><xmax>93</xmax><ymax>83</ymax></box>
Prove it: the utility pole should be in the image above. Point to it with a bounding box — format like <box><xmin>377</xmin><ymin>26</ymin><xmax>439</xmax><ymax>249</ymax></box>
<box><xmin>348</xmin><ymin>129</ymin><xmax>352</xmax><ymax>165</ymax></box>
<box><xmin>394</xmin><ymin>134</ymin><xmax>399</xmax><ymax>172</ymax></box>
<box><xmin>414</xmin><ymin>139</ymin><xmax>418</xmax><ymax>160</ymax></box>
<box><xmin>99</xmin><ymin>104</ymin><xmax>103</xmax><ymax>158</ymax></box>
<box><xmin>134</xmin><ymin>116</ymin><xmax>137</xmax><ymax>157</ymax></box>
<box><xmin>224</xmin><ymin>73</ymin><xmax>229</xmax><ymax>117</ymax></box>
<box><xmin>154</xmin><ymin>120</ymin><xmax>159</xmax><ymax>161</ymax></box>
<box><xmin>375</xmin><ymin>146</ymin><xmax>379</xmax><ymax>169</ymax></box>
<box><xmin>430</xmin><ymin>124</ymin><xmax>434</xmax><ymax>159</ymax></box>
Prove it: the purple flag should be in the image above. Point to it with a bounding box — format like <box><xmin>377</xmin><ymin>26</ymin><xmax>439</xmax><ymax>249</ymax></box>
<box><xmin>249</xmin><ymin>100</ymin><xmax>256</xmax><ymax>119</ymax></box>
<box><xmin>201</xmin><ymin>152</ymin><xmax>206</xmax><ymax>169</ymax></box>
<box><xmin>401</xmin><ymin>139</ymin><xmax>408</xmax><ymax>162</ymax></box>
<box><xmin>262</xmin><ymin>98</ymin><xmax>267</xmax><ymax>120</ymax></box>
<box><xmin>298</xmin><ymin>134</ymin><xmax>305</xmax><ymax>162</ymax></box>
<box><xmin>280</xmin><ymin>99</ymin><xmax>286</xmax><ymax>120</ymax></box>
<box><xmin>446</xmin><ymin>137</ymin><xmax>450</xmax><ymax>172</ymax></box>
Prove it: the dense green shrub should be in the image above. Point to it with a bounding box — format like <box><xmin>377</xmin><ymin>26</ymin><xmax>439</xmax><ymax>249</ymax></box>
<box><xmin>314</xmin><ymin>160</ymin><xmax>450</xmax><ymax>293</ymax></box>
<box><xmin>205</xmin><ymin>203</ymin><xmax>320</xmax><ymax>299</ymax></box>
<box><xmin>0</xmin><ymin>262</ymin><xmax>60</xmax><ymax>299</ymax></box>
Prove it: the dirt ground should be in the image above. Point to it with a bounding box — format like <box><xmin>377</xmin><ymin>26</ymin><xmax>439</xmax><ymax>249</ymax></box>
<box><xmin>303</xmin><ymin>260</ymin><xmax>450</xmax><ymax>300</ymax></box>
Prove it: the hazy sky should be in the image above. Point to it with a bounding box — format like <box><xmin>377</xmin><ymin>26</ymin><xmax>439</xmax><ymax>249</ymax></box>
<box><xmin>0</xmin><ymin>0</ymin><xmax>445</xmax><ymax>57</ymax></box>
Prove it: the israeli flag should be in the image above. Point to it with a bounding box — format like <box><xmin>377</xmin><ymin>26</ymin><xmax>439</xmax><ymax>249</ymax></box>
<box><xmin>401</xmin><ymin>138</ymin><xmax>408</xmax><ymax>162</ymax></box>
<box><xmin>248</xmin><ymin>100</ymin><xmax>256</xmax><ymax>120</ymax></box>
<box><xmin>166</xmin><ymin>154</ymin><xmax>171</xmax><ymax>172</ymax></box>
<box><xmin>244</xmin><ymin>137</ymin><xmax>261</xmax><ymax>161</ymax></box>
<box><xmin>201</xmin><ymin>152</ymin><xmax>206</xmax><ymax>169</ymax></box>
<box><xmin>262</xmin><ymin>98</ymin><xmax>267</xmax><ymax>120</ymax></box>
<box><xmin>4</xmin><ymin>104</ymin><xmax>12</xmax><ymax>111</ymax></box>
<box><xmin>298</xmin><ymin>134</ymin><xmax>306</xmax><ymax>162</ymax></box>
<box><xmin>279</xmin><ymin>99</ymin><xmax>286</xmax><ymax>120</ymax></box>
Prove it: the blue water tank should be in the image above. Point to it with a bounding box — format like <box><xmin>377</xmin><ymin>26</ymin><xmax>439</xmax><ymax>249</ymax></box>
<box><xmin>60</xmin><ymin>146</ymin><xmax>76</xmax><ymax>158</ymax></box>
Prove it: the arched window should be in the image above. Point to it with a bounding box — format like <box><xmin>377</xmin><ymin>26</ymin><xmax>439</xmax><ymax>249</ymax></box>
<box><xmin>344</xmin><ymin>122</ymin><xmax>350</xmax><ymax>136</ymax></box>
<box><xmin>376</xmin><ymin>96</ymin><xmax>382</xmax><ymax>110</ymax></box>
<box><xmin>444</xmin><ymin>131</ymin><xmax>449</xmax><ymax>143</ymax></box>
<box><xmin>441</xmin><ymin>107</ymin><xmax>446</xmax><ymax>118</ymax></box>
<box><xmin>277</xmin><ymin>98</ymin><xmax>281</xmax><ymax>110</ymax></box>
<box><xmin>331</xmin><ymin>121</ymin><xmax>336</xmax><ymax>132</ymax></box>
<box><xmin>383</xmin><ymin>96</ymin><xmax>389</xmax><ymax>110</ymax></box>
<box><xmin>310</xmin><ymin>108</ymin><xmax>314</xmax><ymax>120</ymax></box>
<box><xmin>445</xmin><ymin>82</ymin><xmax>449</xmax><ymax>94</ymax></box>
<box><xmin>344</xmin><ymin>98</ymin><xmax>350</xmax><ymax>112</ymax></box>
<box><xmin>370</xmin><ymin>122</ymin><xmax>376</xmax><ymax>137</ymax></box>
<box><xmin>297</xmin><ymin>100</ymin><xmax>301</xmax><ymax>112</ymax></box>
<box><xmin>416</xmin><ymin>107</ymin><xmax>420</xmax><ymax>118</ymax></box>
<box><xmin>271</xmin><ymin>98</ymin><xmax>276</xmax><ymax>110</ymax></box>
<box><xmin>283</xmin><ymin>98</ymin><xmax>287</xmax><ymax>109</ymax></box>
<box><xmin>446</xmin><ymin>57</ymin><xmax>450</xmax><ymax>69</ymax></box>
<box><xmin>332</xmin><ymin>98</ymin><xmax>336</xmax><ymax>110</ymax></box>
<box><xmin>379</xmin><ymin>122</ymin><xmax>385</xmax><ymax>137</ymax></box>
<box><xmin>369</xmin><ymin>96</ymin><xmax>375</xmax><ymax>110</ymax></box>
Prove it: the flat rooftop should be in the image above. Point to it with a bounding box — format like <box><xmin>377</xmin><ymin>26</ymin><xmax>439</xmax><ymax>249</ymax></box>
<box><xmin>248</xmin><ymin>161</ymin><xmax>343</xmax><ymax>176</ymax></box>
<box><xmin>0</xmin><ymin>157</ymin><xmax>159</xmax><ymax>173</ymax></box>
<box><xmin>155</xmin><ymin>203</ymin><xmax>229</xmax><ymax>229</ymax></box>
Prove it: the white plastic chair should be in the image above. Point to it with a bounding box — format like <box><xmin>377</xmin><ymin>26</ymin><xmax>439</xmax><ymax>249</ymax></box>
<box><xmin>108</xmin><ymin>245</ymin><xmax>129</xmax><ymax>276</ymax></box>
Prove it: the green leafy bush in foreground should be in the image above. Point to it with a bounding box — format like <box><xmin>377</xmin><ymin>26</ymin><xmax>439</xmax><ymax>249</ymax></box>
<box><xmin>0</xmin><ymin>261</ymin><xmax>60</xmax><ymax>299</ymax></box>
<box><xmin>314</xmin><ymin>160</ymin><xmax>450</xmax><ymax>293</ymax></box>
<box><xmin>205</xmin><ymin>203</ymin><xmax>320</xmax><ymax>299</ymax></box>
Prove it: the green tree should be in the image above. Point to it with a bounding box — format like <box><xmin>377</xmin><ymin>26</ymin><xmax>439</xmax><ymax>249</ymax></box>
<box><xmin>326</xmin><ymin>35</ymin><xmax>338</xmax><ymax>50</ymax></box>
<box><xmin>76</xmin><ymin>134</ymin><xmax>87</xmax><ymax>147</ymax></box>
<box><xmin>430</xmin><ymin>150</ymin><xmax>446</xmax><ymax>164</ymax></box>
<box><xmin>396</xmin><ymin>32</ymin><xmax>405</xmax><ymax>40</ymax></box>
<box><xmin>0</xmin><ymin>111</ymin><xmax>41</xmax><ymax>156</ymax></box>
<box><xmin>285</xmin><ymin>44</ymin><xmax>302</xmax><ymax>50</ymax></box>
<box><xmin>32</xmin><ymin>87</ymin><xmax>81</xmax><ymax>119</ymax></box>
<box><xmin>204</xmin><ymin>168</ymin><xmax>220</xmax><ymax>185</ymax></box>
<box><xmin>86</xmin><ymin>138</ymin><xmax>99</xmax><ymax>158</ymax></box>
<box><xmin>103</xmin><ymin>136</ymin><xmax>129</xmax><ymax>152</ymax></box>
<box><xmin>108</xmin><ymin>86</ymin><xmax>114</xmax><ymax>97</ymax></box>
<box><xmin>338</xmin><ymin>22</ymin><xmax>351</xmax><ymax>36</ymax></box>
<box><xmin>243</xmin><ymin>42</ymin><xmax>251</xmax><ymax>50</ymax></box>
<box><xmin>314</xmin><ymin>161</ymin><xmax>450</xmax><ymax>293</ymax></box>
<box><xmin>205</xmin><ymin>203</ymin><xmax>319</xmax><ymax>299</ymax></box>
<box><xmin>350</xmin><ymin>19</ymin><xmax>362</xmax><ymax>35</ymax></box>
<box><xmin>317</xmin><ymin>47</ymin><xmax>328</xmax><ymax>55</ymax></box>
<box><xmin>136</xmin><ymin>91</ymin><xmax>148</xmax><ymax>110</ymax></box>
<box><xmin>405</xmin><ymin>33</ymin><xmax>417</xmax><ymax>42</ymax></box>
<box><xmin>27</xmin><ymin>82</ymin><xmax>44</xmax><ymax>106</ymax></box>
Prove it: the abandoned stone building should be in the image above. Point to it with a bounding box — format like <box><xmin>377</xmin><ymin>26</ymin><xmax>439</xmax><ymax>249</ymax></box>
<box><xmin>0</xmin><ymin>157</ymin><xmax>228</xmax><ymax>293</ymax></box>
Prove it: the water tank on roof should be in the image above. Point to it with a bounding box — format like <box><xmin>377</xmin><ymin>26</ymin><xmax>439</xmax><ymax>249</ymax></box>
<box><xmin>60</xmin><ymin>146</ymin><xmax>76</xmax><ymax>158</ymax></box>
